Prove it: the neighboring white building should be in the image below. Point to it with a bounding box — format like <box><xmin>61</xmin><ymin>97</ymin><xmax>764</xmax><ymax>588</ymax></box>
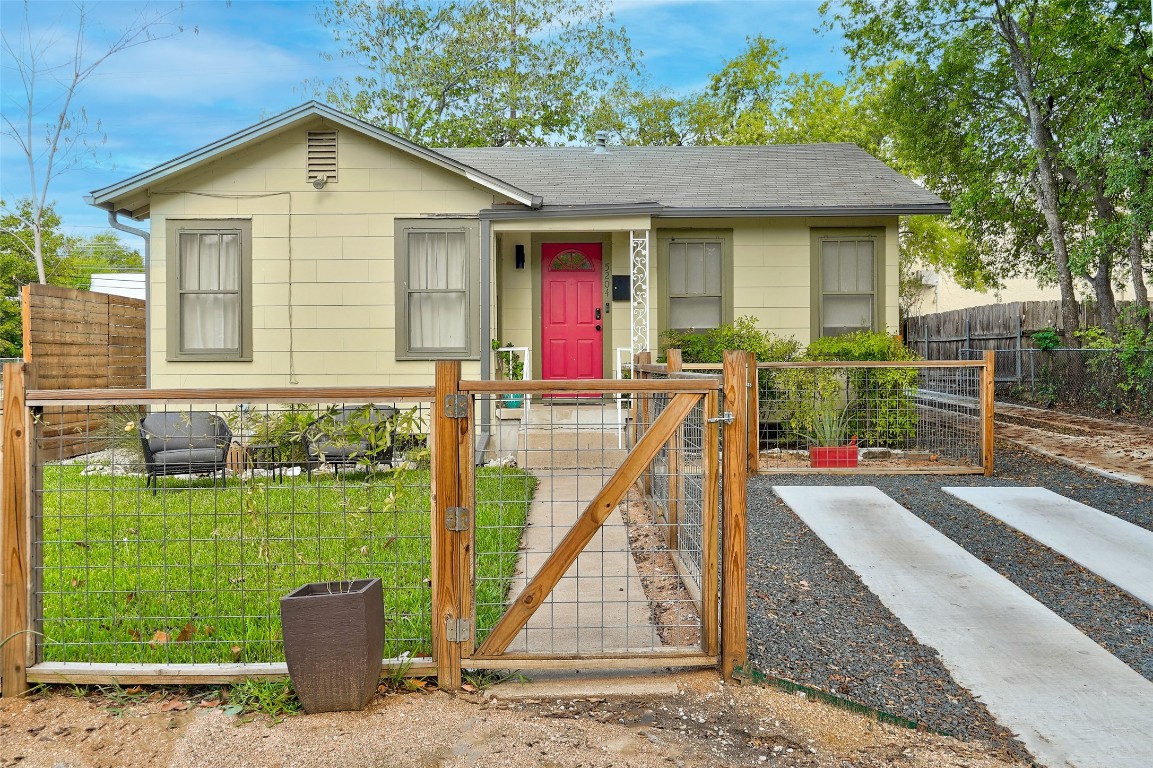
<box><xmin>89</xmin><ymin>273</ymin><xmax>146</xmax><ymax>300</ymax></box>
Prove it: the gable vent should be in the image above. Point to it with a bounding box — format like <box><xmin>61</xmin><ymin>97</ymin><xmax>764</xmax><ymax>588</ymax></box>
<box><xmin>307</xmin><ymin>131</ymin><xmax>338</xmax><ymax>183</ymax></box>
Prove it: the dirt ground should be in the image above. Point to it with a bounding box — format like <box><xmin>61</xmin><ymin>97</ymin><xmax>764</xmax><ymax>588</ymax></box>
<box><xmin>994</xmin><ymin>402</ymin><xmax>1153</xmax><ymax>485</ymax></box>
<box><xmin>0</xmin><ymin>671</ymin><xmax>1028</xmax><ymax>768</ymax></box>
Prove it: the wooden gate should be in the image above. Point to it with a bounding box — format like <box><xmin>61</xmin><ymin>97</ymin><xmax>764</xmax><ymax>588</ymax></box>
<box><xmin>427</xmin><ymin>351</ymin><xmax>750</xmax><ymax>688</ymax></box>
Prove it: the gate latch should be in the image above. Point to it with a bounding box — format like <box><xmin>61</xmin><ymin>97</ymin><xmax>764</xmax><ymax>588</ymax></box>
<box><xmin>445</xmin><ymin>506</ymin><xmax>470</xmax><ymax>531</ymax></box>
<box><xmin>707</xmin><ymin>411</ymin><xmax>735</xmax><ymax>425</ymax></box>
<box><xmin>444</xmin><ymin>394</ymin><xmax>468</xmax><ymax>418</ymax></box>
<box><xmin>445</xmin><ymin>618</ymin><xmax>471</xmax><ymax>642</ymax></box>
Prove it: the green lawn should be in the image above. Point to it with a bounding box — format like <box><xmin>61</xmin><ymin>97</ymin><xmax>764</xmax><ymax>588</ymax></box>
<box><xmin>37</xmin><ymin>465</ymin><xmax>535</xmax><ymax>665</ymax></box>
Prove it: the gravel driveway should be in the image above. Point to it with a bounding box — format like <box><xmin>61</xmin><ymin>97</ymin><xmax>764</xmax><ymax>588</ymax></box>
<box><xmin>746</xmin><ymin>442</ymin><xmax>1153</xmax><ymax>757</ymax></box>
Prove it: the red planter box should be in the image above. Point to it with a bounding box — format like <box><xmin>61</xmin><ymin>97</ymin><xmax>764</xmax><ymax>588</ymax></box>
<box><xmin>809</xmin><ymin>436</ymin><xmax>859</xmax><ymax>468</ymax></box>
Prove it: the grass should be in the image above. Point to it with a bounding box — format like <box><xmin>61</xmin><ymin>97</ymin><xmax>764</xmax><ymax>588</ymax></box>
<box><xmin>37</xmin><ymin>464</ymin><xmax>535</xmax><ymax>665</ymax></box>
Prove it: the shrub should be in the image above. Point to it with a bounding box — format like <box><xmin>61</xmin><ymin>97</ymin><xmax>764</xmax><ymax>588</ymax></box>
<box><xmin>778</xmin><ymin>331</ymin><xmax>920</xmax><ymax>447</ymax></box>
<box><xmin>660</xmin><ymin>316</ymin><xmax>800</xmax><ymax>364</ymax></box>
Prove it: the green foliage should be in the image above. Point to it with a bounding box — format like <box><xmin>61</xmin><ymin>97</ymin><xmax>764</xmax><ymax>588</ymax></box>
<box><xmin>1076</xmin><ymin>310</ymin><xmax>1153</xmax><ymax>407</ymax></box>
<box><xmin>780</xmin><ymin>332</ymin><xmax>920</xmax><ymax>447</ymax></box>
<box><xmin>491</xmin><ymin>339</ymin><xmax>525</xmax><ymax>380</ymax></box>
<box><xmin>227</xmin><ymin>404</ymin><xmax>316</xmax><ymax>466</ymax></box>
<box><xmin>826</xmin><ymin>0</ymin><xmax>1153</xmax><ymax>334</ymax></box>
<box><xmin>800</xmin><ymin>399</ymin><xmax>852</xmax><ymax>447</ymax></box>
<box><xmin>228</xmin><ymin>679</ymin><xmax>302</xmax><ymax>720</ymax></box>
<box><xmin>1030</xmin><ymin>327</ymin><xmax>1062</xmax><ymax>352</ymax></box>
<box><xmin>312</xmin><ymin>0</ymin><xmax>640</xmax><ymax>147</ymax></box>
<box><xmin>805</xmin><ymin>331</ymin><xmax>917</xmax><ymax>363</ymax></box>
<box><xmin>661</xmin><ymin>316</ymin><xmax>800</xmax><ymax>364</ymax></box>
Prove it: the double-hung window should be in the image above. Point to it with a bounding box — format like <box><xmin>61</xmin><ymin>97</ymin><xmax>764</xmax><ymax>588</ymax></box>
<box><xmin>395</xmin><ymin>219</ymin><xmax>479</xmax><ymax>359</ymax></box>
<box><xmin>166</xmin><ymin>219</ymin><xmax>252</xmax><ymax>361</ymax></box>
<box><xmin>816</xmin><ymin>235</ymin><xmax>879</xmax><ymax>338</ymax></box>
<box><xmin>666</xmin><ymin>238</ymin><xmax>725</xmax><ymax>331</ymax></box>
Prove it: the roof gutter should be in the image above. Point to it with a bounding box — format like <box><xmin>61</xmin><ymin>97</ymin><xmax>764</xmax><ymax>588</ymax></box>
<box><xmin>90</xmin><ymin>197</ymin><xmax>151</xmax><ymax>387</ymax></box>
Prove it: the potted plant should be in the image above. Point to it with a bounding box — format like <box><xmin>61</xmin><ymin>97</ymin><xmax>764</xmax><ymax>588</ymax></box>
<box><xmin>804</xmin><ymin>402</ymin><xmax>858</xmax><ymax>468</ymax></box>
<box><xmin>491</xmin><ymin>339</ymin><xmax>525</xmax><ymax>409</ymax></box>
<box><xmin>279</xmin><ymin>577</ymin><xmax>384</xmax><ymax>713</ymax></box>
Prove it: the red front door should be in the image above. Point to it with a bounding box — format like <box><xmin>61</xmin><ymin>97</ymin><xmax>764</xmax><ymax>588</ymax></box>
<box><xmin>541</xmin><ymin>243</ymin><xmax>604</xmax><ymax>380</ymax></box>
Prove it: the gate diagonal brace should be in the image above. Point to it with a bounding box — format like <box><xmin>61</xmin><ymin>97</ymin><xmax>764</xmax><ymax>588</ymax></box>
<box><xmin>474</xmin><ymin>391</ymin><xmax>702</xmax><ymax>657</ymax></box>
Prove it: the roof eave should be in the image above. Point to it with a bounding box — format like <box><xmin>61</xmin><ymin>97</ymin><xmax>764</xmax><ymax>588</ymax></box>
<box><xmin>480</xmin><ymin>202</ymin><xmax>952</xmax><ymax>220</ymax></box>
<box><xmin>88</xmin><ymin>102</ymin><xmax>541</xmax><ymax>211</ymax></box>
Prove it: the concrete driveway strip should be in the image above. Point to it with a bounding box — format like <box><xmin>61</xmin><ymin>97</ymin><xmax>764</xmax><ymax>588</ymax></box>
<box><xmin>773</xmin><ymin>485</ymin><xmax>1153</xmax><ymax>768</ymax></box>
<box><xmin>943</xmin><ymin>486</ymin><xmax>1153</xmax><ymax>608</ymax></box>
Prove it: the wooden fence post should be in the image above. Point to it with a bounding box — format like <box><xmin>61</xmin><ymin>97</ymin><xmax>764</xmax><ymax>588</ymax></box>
<box><xmin>431</xmin><ymin>360</ymin><xmax>471</xmax><ymax>690</ymax></box>
<box><xmin>746</xmin><ymin>356</ymin><xmax>759</xmax><ymax>475</ymax></box>
<box><xmin>720</xmin><ymin>350</ymin><xmax>749</xmax><ymax>682</ymax></box>
<box><xmin>664</xmin><ymin>349</ymin><xmax>682</xmax><ymax>549</ymax></box>
<box><xmin>981</xmin><ymin>350</ymin><xmax>996</xmax><ymax>477</ymax></box>
<box><xmin>2</xmin><ymin>362</ymin><xmax>30</xmax><ymax>697</ymax></box>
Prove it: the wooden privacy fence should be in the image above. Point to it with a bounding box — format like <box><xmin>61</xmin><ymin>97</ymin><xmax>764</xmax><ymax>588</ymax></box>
<box><xmin>904</xmin><ymin>300</ymin><xmax>1135</xmax><ymax>364</ymax></box>
<box><xmin>0</xmin><ymin>357</ymin><xmax>750</xmax><ymax>696</ymax></box>
<box><xmin>20</xmin><ymin>284</ymin><xmax>146</xmax><ymax>458</ymax></box>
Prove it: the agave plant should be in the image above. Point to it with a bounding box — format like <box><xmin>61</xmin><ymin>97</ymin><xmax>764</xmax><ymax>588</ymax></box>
<box><xmin>803</xmin><ymin>401</ymin><xmax>852</xmax><ymax>447</ymax></box>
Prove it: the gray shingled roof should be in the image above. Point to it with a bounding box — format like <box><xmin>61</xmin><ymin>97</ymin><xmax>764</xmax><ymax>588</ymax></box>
<box><xmin>440</xmin><ymin>143</ymin><xmax>949</xmax><ymax>214</ymax></box>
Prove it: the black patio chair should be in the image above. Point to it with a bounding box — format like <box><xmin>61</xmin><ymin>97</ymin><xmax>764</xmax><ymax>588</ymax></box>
<box><xmin>303</xmin><ymin>404</ymin><xmax>398</xmax><ymax>480</ymax></box>
<box><xmin>138</xmin><ymin>411</ymin><xmax>233</xmax><ymax>494</ymax></box>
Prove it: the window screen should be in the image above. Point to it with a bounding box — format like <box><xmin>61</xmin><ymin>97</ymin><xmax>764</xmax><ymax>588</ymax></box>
<box><xmin>820</xmin><ymin>239</ymin><xmax>875</xmax><ymax>337</ymax></box>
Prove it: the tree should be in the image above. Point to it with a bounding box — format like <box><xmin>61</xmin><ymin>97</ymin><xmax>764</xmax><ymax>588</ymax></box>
<box><xmin>312</xmin><ymin>0</ymin><xmax>640</xmax><ymax>147</ymax></box>
<box><xmin>0</xmin><ymin>200</ymin><xmax>77</xmax><ymax>357</ymax></box>
<box><xmin>825</xmin><ymin>0</ymin><xmax>1152</xmax><ymax>339</ymax></box>
<box><xmin>1</xmin><ymin>1</ymin><xmax>181</xmax><ymax>285</ymax></box>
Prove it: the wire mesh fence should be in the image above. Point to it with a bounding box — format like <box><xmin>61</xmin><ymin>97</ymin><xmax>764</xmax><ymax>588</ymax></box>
<box><xmin>5</xmin><ymin>367</ymin><xmax>737</xmax><ymax>689</ymax></box>
<box><xmin>475</xmin><ymin>378</ymin><xmax>718</xmax><ymax>658</ymax></box>
<box><xmin>962</xmin><ymin>347</ymin><xmax>1153</xmax><ymax>418</ymax></box>
<box><xmin>756</xmin><ymin>361</ymin><xmax>987</xmax><ymax>473</ymax></box>
<box><xmin>31</xmin><ymin>397</ymin><xmax>444</xmax><ymax>667</ymax></box>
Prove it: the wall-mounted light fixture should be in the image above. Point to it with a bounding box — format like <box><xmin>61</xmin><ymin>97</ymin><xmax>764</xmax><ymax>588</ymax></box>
<box><xmin>312</xmin><ymin>175</ymin><xmax>328</xmax><ymax>190</ymax></box>
<box><xmin>515</xmin><ymin>244</ymin><xmax>526</xmax><ymax>269</ymax></box>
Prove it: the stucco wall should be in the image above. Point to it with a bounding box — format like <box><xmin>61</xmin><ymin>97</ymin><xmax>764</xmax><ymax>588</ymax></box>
<box><xmin>148</xmin><ymin>116</ymin><xmax>503</xmax><ymax>389</ymax></box>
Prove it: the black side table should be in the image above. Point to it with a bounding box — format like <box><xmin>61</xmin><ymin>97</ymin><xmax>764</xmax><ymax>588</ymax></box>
<box><xmin>248</xmin><ymin>443</ymin><xmax>283</xmax><ymax>482</ymax></box>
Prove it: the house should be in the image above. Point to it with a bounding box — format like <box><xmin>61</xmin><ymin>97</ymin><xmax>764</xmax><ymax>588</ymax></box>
<box><xmin>86</xmin><ymin>102</ymin><xmax>949</xmax><ymax>389</ymax></box>
<box><xmin>89</xmin><ymin>273</ymin><xmax>146</xmax><ymax>300</ymax></box>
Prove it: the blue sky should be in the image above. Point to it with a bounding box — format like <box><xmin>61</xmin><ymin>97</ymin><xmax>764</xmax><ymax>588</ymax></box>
<box><xmin>0</xmin><ymin>0</ymin><xmax>850</xmax><ymax>244</ymax></box>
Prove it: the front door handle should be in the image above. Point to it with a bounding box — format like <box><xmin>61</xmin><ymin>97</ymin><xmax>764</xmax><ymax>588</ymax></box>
<box><xmin>594</xmin><ymin>308</ymin><xmax>602</xmax><ymax>320</ymax></box>
<box><xmin>595</xmin><ymin>324</ymin><xmax>601</xmax><ymax>331</ymax></box>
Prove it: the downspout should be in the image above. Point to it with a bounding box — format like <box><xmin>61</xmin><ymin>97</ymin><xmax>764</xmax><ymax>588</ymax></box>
<box><xmin>478</xmin><ymin>218</ymin><xmax>492</xmax><ymax>461</ymax></box>
<box><xmin>106</xmin><ymin>209</ymin><xmax>151</xmax><ymax>387</ymax></box>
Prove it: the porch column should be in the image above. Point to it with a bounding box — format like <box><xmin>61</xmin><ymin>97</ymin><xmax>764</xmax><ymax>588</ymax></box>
<box><xmin>629</xmin><ymin>229</ymin><xmax>651</xmax><ymax>354</ymax></box>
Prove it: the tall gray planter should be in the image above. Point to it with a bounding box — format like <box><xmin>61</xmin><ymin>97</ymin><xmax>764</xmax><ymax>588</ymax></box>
<box><xmin>280</xmin><ymin>578</ymin><xmax>384</xmax><ymax>713</ymax></box>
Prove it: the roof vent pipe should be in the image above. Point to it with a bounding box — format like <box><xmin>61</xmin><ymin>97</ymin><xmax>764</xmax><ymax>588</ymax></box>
<box><xmin>594</xmin><ymin>131</ymin><xmax>608</xmax><ymax>154</ymax></box>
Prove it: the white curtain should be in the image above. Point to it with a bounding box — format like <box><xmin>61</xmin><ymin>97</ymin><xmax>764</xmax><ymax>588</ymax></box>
<box><xmin>408</xmin><ymin>231</ymin><xmax>467</xmax><ymax>350</ymax></box>
<box><xmin>180</xmin><ymin>232</ymin><xmax>240</xmax><ymax>351</ymax></box>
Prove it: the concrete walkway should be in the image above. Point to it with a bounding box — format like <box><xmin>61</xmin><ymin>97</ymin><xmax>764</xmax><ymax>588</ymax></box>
<box><xmin>944</xmin><ymin>486</ymin><xmax>1153</xmax><ymax>607</ymax></box>
<box><xmin>499</xmin><ymin>469</ymin><xmax>657</xmax><ymax>654</ymax></box>
<box><xmin>773</xmin><ymin>485</ymin><xmax>1153</xmax><ymax>768</ymax></box>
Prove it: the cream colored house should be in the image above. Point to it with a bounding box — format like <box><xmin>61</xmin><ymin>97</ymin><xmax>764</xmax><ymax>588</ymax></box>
<box><xmin>87</xmin><ymin>102</ymin><xmax>948</xmax><ymax>389</ymax></box>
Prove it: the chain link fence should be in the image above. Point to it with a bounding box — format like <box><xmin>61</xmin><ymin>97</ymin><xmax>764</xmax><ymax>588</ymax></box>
<box><xmin>962</xmin><ymin>348</ymin><xmax>1153</xmax><ymax>417</ymax></box>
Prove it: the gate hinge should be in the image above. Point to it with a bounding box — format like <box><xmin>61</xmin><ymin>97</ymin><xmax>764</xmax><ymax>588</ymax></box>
<box><xmin>445</xmin><ymin>506</ymin><xmax>470</xmax><ymax>531</ymax></box>
<box><xmin>444</xmin><ymin>393</ymin><xmax>468</xmax><ymax>418</ymax></box>
<box><xmin>707</xmin><ymin>411</ymin><xmax>735</xmax><ymax>425</ymax></box>
<box><xmin>445</xmin><ymin>617</ymin><xmax>471</xmax><ymax>643</ymax></box>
